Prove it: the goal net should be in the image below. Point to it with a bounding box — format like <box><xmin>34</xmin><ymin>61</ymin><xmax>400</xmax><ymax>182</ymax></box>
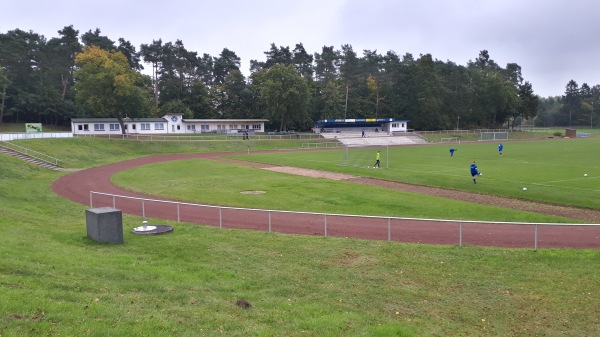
<box><xmin>338</xmin><ymin>145</ymin><xmax>388</xmax><ymax>169</ymax></box>
<box><xmin>440</xmin><ymin>137</ymin><xmax>460</xmax><ymax>143</ymax></box>
<box><xmin>478</xmin><ymin>132</ymin><xmax>508</xmax><ymax>141</ymax></box>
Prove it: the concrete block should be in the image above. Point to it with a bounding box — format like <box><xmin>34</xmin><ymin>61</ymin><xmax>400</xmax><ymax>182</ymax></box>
<box><xmin>86</xmin><ymin>207</ymin><xmax>124</xmax><ymax>244</ymax></box>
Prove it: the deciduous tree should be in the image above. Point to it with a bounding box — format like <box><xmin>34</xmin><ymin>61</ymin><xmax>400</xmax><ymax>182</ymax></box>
<box><xmin>74</xmin><ymin>46</ymin><xmax>152</xmax><ymax>133</ymax></box>
<box><xmin>256</xmin><ymin>64</ymin><xmax>310</xmax><ymax>131</ymax></box>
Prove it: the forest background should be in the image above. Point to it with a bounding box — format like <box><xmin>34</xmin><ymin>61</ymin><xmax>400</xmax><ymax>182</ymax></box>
<box><xmin>0</xmin><ymin>26</ymin><xmax>597</xmax><ymax>132</ymax></box>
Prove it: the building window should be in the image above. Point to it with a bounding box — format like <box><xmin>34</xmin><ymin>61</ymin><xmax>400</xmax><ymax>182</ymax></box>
<box><xmin>187</xmin><ymin>125</ymin><xmax>196</xmax><ymax>130</ymax></box>
<box><xmin>94</xmin><ymin>124</ymin><xmax>105</xmax><ymax>131</ymax></box>
<box><xmin>155</xmin><ymin>123</ymin><xmax>164</xmax><ymax>130</ymax></box>
<box><xmin>252</xmin><ymin>124</ymin><xmax>261</xmax><ymax>130</ymax></box>
<box><xmin>132</xmin><ymin>124</ymin><xmax>136</xmax><ymax>130</ymax></box>
<box><xmin>229</xmin><ymin>124</ymin><xmax>237</xmax><ymax>129</ymax></box>
<box><xmin>109</xmin><ymin>124</ymin><xmax>120</xmax><ymax>131</ymax></box>
<box><xmin>201</xmin><ymin>125</ymin><xmax>209</xmax><ymax>131</ymax></box>
<box><xmin>141</xmin><ymin>123</ymin><xmax>151</xmax><ymax>130</ymax></box>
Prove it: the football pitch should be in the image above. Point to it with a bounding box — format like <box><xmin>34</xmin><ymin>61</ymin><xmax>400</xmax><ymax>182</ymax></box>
<box><xmin>232</xmin><ymin>138</ymin><xmax>600</xmax><ymax>210</ymax></box>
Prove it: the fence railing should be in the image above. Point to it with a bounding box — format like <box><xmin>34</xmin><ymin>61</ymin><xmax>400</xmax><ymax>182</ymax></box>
<box><xmin>89</xmin><ymin>191</ymin><xmax>600</xmax><ymax>250</ymax></box>
<box><xmin>0</xmin><ymin>141</ymin><xmax>63</xmax><ymax>166</ymax></box>
<box><xmin>301</xmin><ymin>142</ymin><xmax>344</xmax><ymax>148</ymax></box>
<box><xmin>74</xmin><ymin>133</ymin><xmax>322</xmax><ymax>141</ymax></box>
<box><xmin>0</xmin><ymin>132</ymin><xmax>73</xmax><ymax>141</ymax></box>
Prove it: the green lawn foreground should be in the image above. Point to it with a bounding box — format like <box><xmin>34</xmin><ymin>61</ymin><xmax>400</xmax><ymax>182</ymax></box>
<box><xmin>0</xmin><ymin>138</ymin><xmax>599</xmax><ymax>336</ymax></box>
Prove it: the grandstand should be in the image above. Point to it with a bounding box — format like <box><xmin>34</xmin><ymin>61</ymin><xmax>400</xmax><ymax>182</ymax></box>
<box><xmin>320</xmin><ymin>131</ymin><xmax>427</xmax><ymax>146</ymax></box>
<box><xmin>314</xmin><ymin>118</ymin><xmax>426</xmax><ymax>146</ymax></box>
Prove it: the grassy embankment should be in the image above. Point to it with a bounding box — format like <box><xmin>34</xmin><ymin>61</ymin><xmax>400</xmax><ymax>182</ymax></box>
<box><xmin>1</xmin><ymin>136</ymin><xmax>599</xmax><ymax>336</ymax></box>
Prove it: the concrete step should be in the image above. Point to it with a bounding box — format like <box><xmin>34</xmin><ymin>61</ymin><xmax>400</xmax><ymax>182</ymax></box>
<box><xmin>0</xmin><ymin>147</ymin><xmax>62</xmax><ymax>170</ymax></box>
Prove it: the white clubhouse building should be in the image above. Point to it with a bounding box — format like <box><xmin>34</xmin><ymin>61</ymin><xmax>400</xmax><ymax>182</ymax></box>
<box><xmin>71</xmin><ymin>114</ymin><xmax>269</xmax><ymax>135</ymax></box>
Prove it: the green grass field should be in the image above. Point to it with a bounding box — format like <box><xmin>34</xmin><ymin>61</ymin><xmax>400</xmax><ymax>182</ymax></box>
<box><xmin>112</xmin><ymin>158</ymin><xmax>573</xmax><ymax>223</ymax></box>
<box><xmin>1</xmin><ymin>136</ymin><xmax>600</xmax><ymax>336</ymax></box>
<box><xmin>228</xmin><ymin>138</ymin><xmax>600</xmax><ymax>210</ymax></box>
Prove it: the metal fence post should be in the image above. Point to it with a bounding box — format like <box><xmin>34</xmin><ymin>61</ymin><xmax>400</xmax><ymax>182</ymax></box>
<box><xmin>177</xmin><ymin>203</ymin><xmax>180</xmax><ymax>223</ymax></box>
<box><xmin>324</xmin><ymin>214</ymin><xmax>328</xmax><ymax>237</ymax></box>
<box><xmin>142</xmin><ymin>200</ymin><xmax>145</xmax><ymax>218</ymax></box>
<box><xmin>89</xmin><ymin>192</ymin><xmax>93</xmax><ymax>208</ymax></box>
<box><xmin>534</xmin><ymin>224</ymin><xmax>538</xmax><ymax>250</ymax></box>
<box><xmin>459</xmin><ymin>221</ymin><xmax>463</xmax><ymax>247</ymax></box>
<box><xmin>112</xmin><ymin>195</ymin><xmax>116</xmax><ymax>208</ymax></box>
<box><xmin>388</xmin><ymin>217</ymin><xmax>391</xmax><ymax>242</ymax></box>
<box><xmin>268</xmin><ymin>211</ymin><xmax>272</xmax><ymax>233</ymax></box>
<box><xmin>219</xmin><ymin>207</ymin><xmax>223</xmax><ymax>229</ymax></box>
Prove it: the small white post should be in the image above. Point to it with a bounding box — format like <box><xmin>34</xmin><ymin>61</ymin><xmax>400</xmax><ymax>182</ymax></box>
<box><xmin>534</xmin><ymin>224</ymin><xmax>538</xmax><ymax>250</ymax></box>
<box><xmin>268</xmin><ymin>211</ymin><xmax>272</xmax><ymax>233</ymax></box>
<box><xmin>459</xmin><ymin>222</ymin><xmax>463</xmax><ymax>247</ymax></box>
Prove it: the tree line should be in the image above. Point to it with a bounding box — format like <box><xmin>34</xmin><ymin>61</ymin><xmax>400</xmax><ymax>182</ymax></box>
<box><xmin>0</xmin><ymin>25</ymin><xmax>560</xmax><ymax>131</ymax></box>
<box><xmin>535</xmin><ymin>80</ymin><xmax>600</xmax><ymax>128</ymax></box>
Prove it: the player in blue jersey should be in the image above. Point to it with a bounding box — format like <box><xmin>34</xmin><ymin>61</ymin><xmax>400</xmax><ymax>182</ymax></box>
<box><xmin>449</xmin><ymin>148</ymin><xmax>456</xmax><ymax>157</ymax></box>
<box><xmin>470</xmin><ymin>161</ymin><xmax>480</xmax><ymax>184</ymax></box>
<box><xmin>498</xmin><ymin>143</ymin><xmax>504</xmax><ymax>156</ymax></box>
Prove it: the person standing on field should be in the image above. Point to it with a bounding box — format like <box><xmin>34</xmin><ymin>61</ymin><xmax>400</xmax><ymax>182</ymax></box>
<box><xmin>498</xmin><ymin>143</ymin><xmax>504</xmax><ymax>156</ymax></box>
<box><xmin>449</xmin><ymin>148</ymin><xmax>456</xmax><ymax>157</ymax></box>
<box><xmin>470</xmin><ymin>161</ymin><xmax>480</xmax><ymax>184</ymax></box>
<box><xmin>374</xmin><ymin>151</ymin><xmax>381</xmax><ymax>168</ymax></box>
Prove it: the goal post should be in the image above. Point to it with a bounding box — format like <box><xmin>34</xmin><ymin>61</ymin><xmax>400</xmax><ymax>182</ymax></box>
<box><xmin>478</xmin><ymin>132</ymin><xmax>508</xmax><ymax>141</ymax></box>
<box><xmin>440</xmin><ymin>137</ymin><xmax>460</xmax><ymax>144</ymax></box>
<box><xmin>339</xmin><ymin>144</ymin><xmax>389</xmax><ymax>169</ymax></box>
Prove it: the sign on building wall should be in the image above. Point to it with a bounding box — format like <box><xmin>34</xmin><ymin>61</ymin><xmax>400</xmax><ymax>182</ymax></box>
<box><xmin>25</xmin><ymin>123</ymin><xmax>43</xmax><ymax>133</ymax></box>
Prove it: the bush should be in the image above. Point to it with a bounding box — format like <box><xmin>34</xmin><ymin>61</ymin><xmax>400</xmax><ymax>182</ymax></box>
<box><xmin>553</xmin><ymin>131</ymin><xmax>563</xmax><ymax>137</ymax></box>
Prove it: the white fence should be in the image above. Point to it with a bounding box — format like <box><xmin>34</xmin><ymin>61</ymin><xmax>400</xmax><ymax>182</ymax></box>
<box><xmin>89</xmin><ymin>191</ymin><xmax>600</xmax><ymax>250</ymax></box>
<box><xmin>0</xmin><ymin>132</ymin><xmax>73</xmax><ymax>141</ymax></box>
<box><xmin>74</xmin><ymin>133</ymin><xmax>321</xmax><ymax>141</ymax></box>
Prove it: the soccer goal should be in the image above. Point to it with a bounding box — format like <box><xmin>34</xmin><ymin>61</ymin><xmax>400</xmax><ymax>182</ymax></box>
<box><xmin>338</xmin><ymin>145</ymin><xmax>389</xmax><ymax>169</ymax></box>
<box><xmin>440</xmin><ymin>137</ymin><xmax>460</xmax><ymax>144</ymax></box>
<box><xmin>478</xmin><ymin>131</ymin><xmax>508</xmax><ymax>141</ymax></box>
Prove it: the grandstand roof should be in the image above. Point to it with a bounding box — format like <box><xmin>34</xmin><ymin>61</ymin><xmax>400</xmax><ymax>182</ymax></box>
<box><xmin>317</xmin><ymin>118</ymin><xmax>410</xmax><ymax>124</ymax></box>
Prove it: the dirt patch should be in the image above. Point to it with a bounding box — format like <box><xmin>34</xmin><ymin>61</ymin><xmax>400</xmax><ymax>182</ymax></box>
<box><xmin>264</xmin><ymin>166</ymin><xmax>356</xmax><ymax>180</ymax></box>
<box><xmin>240</xmin><ymin>190</ymin><xmax>267</xmax><ymax>194</ymax></box>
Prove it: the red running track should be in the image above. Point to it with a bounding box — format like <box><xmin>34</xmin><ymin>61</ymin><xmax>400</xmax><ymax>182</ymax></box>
<box><xmin>51</xmin><ymin>153</ymin><xmax>600</xmax><ymax>249</ymax></box>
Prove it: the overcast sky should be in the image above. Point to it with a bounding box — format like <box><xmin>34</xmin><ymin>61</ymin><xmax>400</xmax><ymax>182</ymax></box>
<box><xmin>2</xmin><ymin>0</ymin><xmax>599</xmax><ymax>97</ymax></box>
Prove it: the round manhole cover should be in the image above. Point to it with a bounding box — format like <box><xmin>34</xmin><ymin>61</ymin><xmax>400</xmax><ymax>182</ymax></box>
<box><xmin>131</xmin><ymin>225</ymin><xmax>173</xmax><ymax>235</ymax></box>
